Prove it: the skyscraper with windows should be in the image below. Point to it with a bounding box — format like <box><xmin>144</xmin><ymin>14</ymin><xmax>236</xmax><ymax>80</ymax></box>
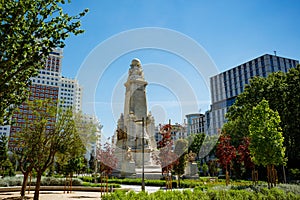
<box><xmin>185</xmin><ymin>113</ymin><xmax>205</xmax><ymax>135</ymax></box>
<box><xmin>7</xmin><ymin>49</ymin><xmax>84</xmax><ymax>149</ymax></box>
<box><xmin>8</xmin><ymin>49</ymin><xmax>62</xmax><ymax>149</ymax></box>
<box><xmin>208</xmin><ymin>54</ymin><xmax>299</xmax><ymax>135</ymax></box>
<box><xmin>59</xmin><ymin>77</ymin><xmax>82</xmax><ymax>112</ymax></box>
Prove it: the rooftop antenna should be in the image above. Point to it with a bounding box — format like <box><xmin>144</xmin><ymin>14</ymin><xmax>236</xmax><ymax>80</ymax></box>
<box><xmin>274</xmin><ymin>51</ymin><xmax>277</xmax><ymax>56</ymax></box>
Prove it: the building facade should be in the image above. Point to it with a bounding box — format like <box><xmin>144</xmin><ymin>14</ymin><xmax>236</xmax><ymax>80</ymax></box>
<box><xmin>59</xmin><ymin>77</ymin><xmax>82</xmax><ymax>112</ymax></box>
<box><xmin>6</xmin><ymin>49</ymin><xmax>85</xmax><ymax>149</ymax></box>
<box><xmin>8</xmin><ymin>49</ymin><xmax>63</xmax><ymax>149</ymax></box>
<box><xmin>185</xmin><ymin>113</ymin><xmax>205</xmax><ymax>135</ymax></box>
<box><xmin>208</xmin><ymin>54</ymin><xmax>299</xmax><ymax>135</ymax></box>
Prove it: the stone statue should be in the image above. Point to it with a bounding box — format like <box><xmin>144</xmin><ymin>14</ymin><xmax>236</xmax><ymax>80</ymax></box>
<box><xmin>117</xmin><ymin>128</ymin><xmax>127</xmax><ymax>141</ymax></box>
<box><xmin>188</xmin><ymin>150</ymin><xmax>196</xmax><ymax>163</ymax></box>
<box><xmin>125</xmin><ymin>146</ymin><xmax>134</xmax><ymax>162</ymax></box>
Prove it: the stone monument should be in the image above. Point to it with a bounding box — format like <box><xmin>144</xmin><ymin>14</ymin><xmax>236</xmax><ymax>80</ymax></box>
<box><xmin>183</xmin><ymin>151</ymin><xmax>199</xmax><ymax>179</ymax></box>
<box><xmin>113</xmin><ymin>59</ymin><xmax>161</xmax><ymax>179</ymax></box>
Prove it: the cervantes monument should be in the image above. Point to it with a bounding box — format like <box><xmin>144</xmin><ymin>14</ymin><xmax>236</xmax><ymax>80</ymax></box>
<box><xmin>113</xmin><ymin>59</ymin><xmax>161</xmax><ymax>178</ymax></box>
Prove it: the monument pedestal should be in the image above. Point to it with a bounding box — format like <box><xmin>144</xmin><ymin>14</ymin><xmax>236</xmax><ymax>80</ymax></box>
<box><xmin>121</xmin><ymin>161</ymin><xmax>136</xmax><ymax>178</ymax></box>
<box><xmin>183</xmin><ymin>162</ymin><xmax>199</xmax><ymax>179</ymax></box>
<box><xmin>133</xmin><ymin>148</ymin><xmax>151</xmax><ymax>167</ymax></box>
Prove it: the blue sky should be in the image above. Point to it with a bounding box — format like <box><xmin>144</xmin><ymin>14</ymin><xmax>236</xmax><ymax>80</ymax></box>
<box><xmin>61</xmin><ymin>1</ymin><xmax>300</xmax><ymax>138</ymax></box>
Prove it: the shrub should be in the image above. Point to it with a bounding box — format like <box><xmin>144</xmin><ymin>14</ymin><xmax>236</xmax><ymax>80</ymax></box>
<box><xmin>290</xmin><ymin>168</ymin><xmax>300</xmax><ymax>180</ymax></box>
<box><xmin>0</xmin><ymin>176</ymin><xmax>22</xmax><ymax>187</ymax></box>
<box><xmin>0</xmin><ymin>176</ymin><xmax>83</xmax><ymax>187</ymax></box>
<box><xmin>101</xmin><ymin>187</ymin><xmax>300</xmax><ymax>200</ymax></box>
<box><xmin>278</xmin><ymin>183</ymin><xmax>300</xmax><ymax>195</ymax></box>
<box><xmin>82</xmin><ymin>182</ymin><xmax>121</xmax><ymax>188</ymax></box>
<box><xmin>79</xmin><ymin>176</ymin><xmax>95</xmax><ymax>183</ymax></box>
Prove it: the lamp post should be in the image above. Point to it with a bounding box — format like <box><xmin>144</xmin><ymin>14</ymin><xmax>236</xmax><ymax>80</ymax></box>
<box><xmin>135</xmin><ymin>117</ymin><xmax>145</xmax><ymax>191</ymax></box>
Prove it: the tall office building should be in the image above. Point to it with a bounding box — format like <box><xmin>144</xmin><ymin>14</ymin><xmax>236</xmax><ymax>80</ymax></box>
<box><xmin>7</xmin><ymin>49</ymin><xmax>85</xmax><ymax>149</ymax></box>
<box><xmin>208</xmin><ymin>54</ymin><xmax>299</xmax><ymax>135</ymax></box>
<box><xmin>59</xmin><ymin>77</ymin><xmax>82</xmax><ymax>112</ymax></box>
<box><xmin>8</xmin><ymin>49</ymin><xmax>62</xmax><ymax>149</ymax></box>
<box><xmin>185</xmin><ymin>113</ymin><xmax>205</xmax><ymax>135</ymax></box>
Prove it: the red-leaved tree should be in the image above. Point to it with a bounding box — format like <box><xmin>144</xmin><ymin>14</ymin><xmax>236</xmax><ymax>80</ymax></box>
<box><xmin>157</xmin><ymin>124</ymin><xmax>178</xmax><ymax>189</ymax></box>
<box><xmin>96</xmin><ymin>142</ymin><xmax>118</xmax><ymax>194</ymax></box>
<box><xmin>237</xmin><ymin>137</ymin><xmax>257</xmax><ymax>183</ymax></box>
<box><xmin>216</xmin><ymin>134</ymin><xmax>236</xmax><ymax>186</ymax></box>
<box><xmin>237</xmin><ymin>137</ymin><xmax>254</xmax><ymax>169</ymax></box>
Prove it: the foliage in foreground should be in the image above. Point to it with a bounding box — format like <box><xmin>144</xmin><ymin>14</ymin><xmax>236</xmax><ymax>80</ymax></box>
<box><xmin>0</xmin><ymin>176</ymin><xmax>121</xmax><ymax>188</ymax></box>
<box><xmin>0</xmin><ymin>0</ymin><xmax>88</xmax><ymax>125</ymax></box>
<box><xmin>102</xmin><ymin>187</ymin><xmax>300</xmax><ymax>200</ymax></box>
<box><xmin>0</xmin><ymin>176</ymin><xmax>82</xmax><ymax>187</ymax></box>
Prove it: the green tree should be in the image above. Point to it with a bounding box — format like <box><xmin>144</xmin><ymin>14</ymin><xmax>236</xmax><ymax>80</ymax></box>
<box><xmin>0</xmin><ymin>0</ymin><xmax>88</xmax><ymax>125</ymax></box>
<box><xmin>198</xmin><ymin>134</ymin><xmax>219</xmax><ymax>161</ymax></box>
<box><xmin>63</xmin><ymin>156</ymin><xmax>86</xmax><ymax>176</ymax></box>
<box><xmin>226</xmin><ymin>66</ymin><xmax>300</xmax><ymax>168</ymax></box>
<box><xmin>173</xmin><ymin>139</ymin><xmax>188</xmax><ymax>188</ymax></box>
<box><xmin>284</xmin><ymin>65</ymin><xmax>300</xmax><ymax>167</ymax></box>
<box><xmin>249</xmin><ymin>99</ymin><xmax>285</xmax><ymax>188</ymax></box>
<box><xmin>14</xmin><ymin>99</ymin><xmax>83</xmax><ymax>200</ymax></box>
<box><xmin>0</xmin><ymin>135</ymin><xmax>8</xmax><ymax>166</ymax></box>
<box><xmin>55</xmin><ymin>111</ymin><xmax>97</xmax><ymax>176</ymax></box>
<box><xmin>202</xmin><ymin>163</ymin><xmax>209</xmax><ymax>176</ymax></box>
<box><xmin>74</xmin><ymin>112</ymin><xmax>98</xmax><ymax>153</ymax></box>
<box><xmin>187</xmin><ymin>133</ymin><xmax>205</xmax><ymax>160</ymax></box>
<box><xmin>0</xmin><ymin>135</ymin><xmax>15</xmax><ymax>177</ymax></box>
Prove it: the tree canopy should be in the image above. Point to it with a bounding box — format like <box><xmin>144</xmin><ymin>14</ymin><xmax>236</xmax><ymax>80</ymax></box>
<box><xmin>249</xmin><ymin>99</ymin><xmax>285</xmax><ymax>167</ymax></box>
<box><xmin>0</xmin><ymin>0</ymin><xmax>88</xmax><ymax>125</ymax></box>
<box><xmin>249</xmin><ymin>99</ymin><xmax>285</xmax><ymax>188</ymax></box>
<box><xmin>187</xmin><ymin>133</ymin><xmax>205</xmax><ymax>159</ymax></box>
<box><xmin>13</xmin><ymin>98</ymin><xmax>84</xmax><ymax>200</ymax></box>
<box><xmin>226</xmin><ymin>65</ymin><xmax>300</xmax><ymax>168</ymax></box>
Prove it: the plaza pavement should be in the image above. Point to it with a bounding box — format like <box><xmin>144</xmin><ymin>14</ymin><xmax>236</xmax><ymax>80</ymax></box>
<box><xmin>0</xmin><ymin>185</ymin><xmax>165</xmax><ymax>199</ymax></box>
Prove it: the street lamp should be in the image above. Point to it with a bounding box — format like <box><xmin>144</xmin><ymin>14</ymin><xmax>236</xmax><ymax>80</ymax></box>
<box><xmin>135</xmin><ymin>117</ymin><xmax>145</xmax><ymax>191</ymax></box>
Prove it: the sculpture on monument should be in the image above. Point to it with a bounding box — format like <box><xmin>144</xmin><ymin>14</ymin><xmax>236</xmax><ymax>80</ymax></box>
<box><xmin>125</xmin><ymin>146</ymin><xmax>134</xmax><ymax>162</ymax></box>
<box><xmin>113</xmin><ymin>59</ymin><xmax>161</xmax><ymax>178</ymax></box>
<box><xmin>184</xmin><ymin>150</ymin><xmax>199</xmax><ymax>179</ymax></box>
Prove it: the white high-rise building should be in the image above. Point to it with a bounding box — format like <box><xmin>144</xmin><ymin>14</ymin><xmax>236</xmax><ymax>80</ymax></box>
<box><xmin>30</xmin><ymin>49</ymin><xmax>83</xmax><ymax>111</ymax></box>
<box><xmin>31</xmin><ymin>49</ymin><xmax>62</xmax><ymax>87</ymax></box>
<box><xmin>59</xmin><ymin>77</ymin><xmax>82</xmax><ymax>112</ymax></box>
<box><xmin>208</xmin><ymin>54</ymin><xmax>299</xmax><ymax>135</ymax></box>
<box><xmin>4</xmin><ymin>48</ymin><xmax>85</xmax><ymax>149</ymax></box>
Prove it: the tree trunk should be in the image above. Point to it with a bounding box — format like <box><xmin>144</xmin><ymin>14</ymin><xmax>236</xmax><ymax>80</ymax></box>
<box><xmin>20</xmin><ymin>171</ymin><xmax>29</xmax><ymax>197</ymax></box>
<box><xmin>100</xmin><ymin>174</ymin><xmax>102</xmax><ymax>197</ymax></box>
<box><xmin>33</xmin><ymin>172</ymin><xmax>42</xmax><ymax>200</ymax></box>
<box><xmin>282</xmin><ymin>165</ymin><xmax>286</xmax><ymax>184</ymax></box>
<box><xmin>106</xmin><ymin>174</ymin><xmax>108</xmax><ymax>194</ymax></box>
<box><xmin>225</xmin><ymin>165</ymin><xmax>229</xmax><ymax>186</ymax></box>
<box><xmin>267</xmin><ymin>165</ymin><xmax>271</xmax><ymax>188</ymax></box>
<box><xmin>177</xmin><ymin>173</ymin><xmax>180</xmax><ymax>188</ymax></box>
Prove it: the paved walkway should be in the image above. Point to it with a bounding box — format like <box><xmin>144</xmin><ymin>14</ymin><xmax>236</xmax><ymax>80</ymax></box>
<box><xmin>0</xmin><ymin>185</ymin><xmax>156</xmax><ymax>199</ymax></box>
<box><xmin>0</xmin><ymin>185</ymin><xmax>186</xmax><ymax>199</ymax></box>
<box><xmin>0</xmin><ymin>191</ymin><xmax>102</xmax><ymax>200</ymax></box>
